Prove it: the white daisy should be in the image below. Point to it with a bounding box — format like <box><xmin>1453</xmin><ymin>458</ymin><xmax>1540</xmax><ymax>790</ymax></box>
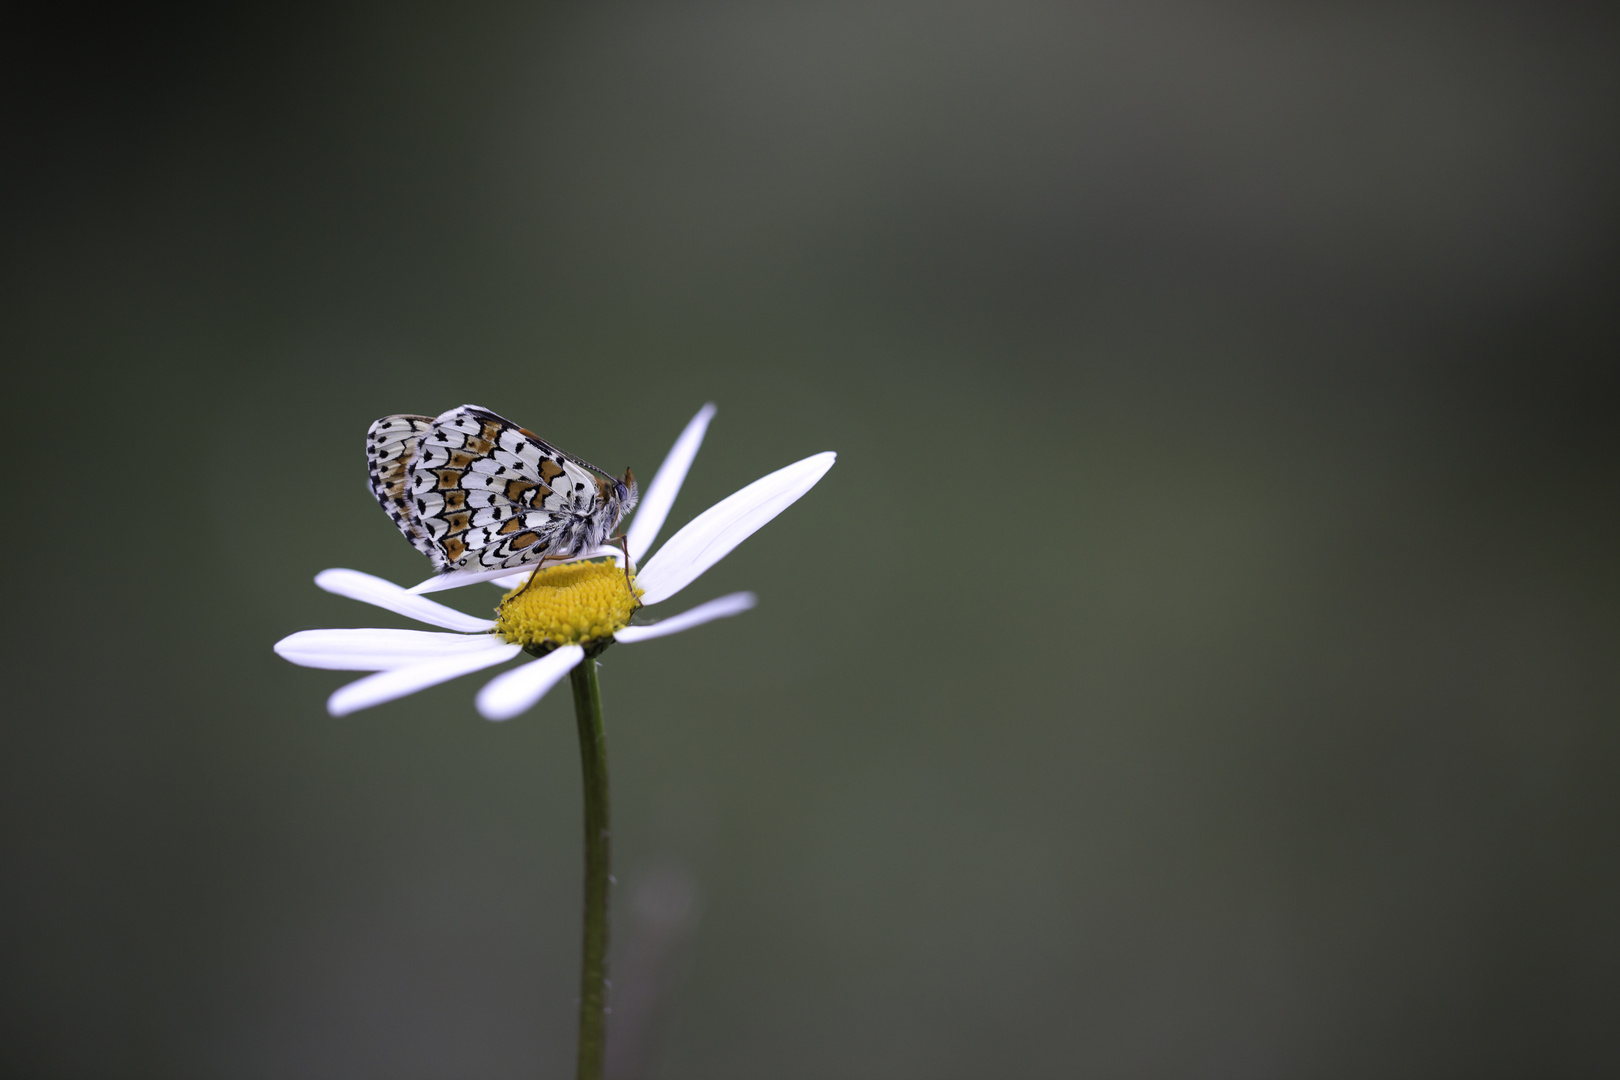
<box><xmin>274</xmin><ymin>404</ymin><xmax>835</xmax><ymax>720</ymax></box>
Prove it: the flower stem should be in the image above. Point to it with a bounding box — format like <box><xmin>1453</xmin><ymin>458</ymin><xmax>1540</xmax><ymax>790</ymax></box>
<box><xmin>569</xmin><ymin>656</ymin><xmax>611</xmax><ymax>1080</ymax></box>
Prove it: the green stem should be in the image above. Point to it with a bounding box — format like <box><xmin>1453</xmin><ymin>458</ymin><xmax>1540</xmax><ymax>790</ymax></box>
<box><xmin>569</xmin><ymin>655</ymin><xmax>611</xmax><ymax>1080</ymax></box>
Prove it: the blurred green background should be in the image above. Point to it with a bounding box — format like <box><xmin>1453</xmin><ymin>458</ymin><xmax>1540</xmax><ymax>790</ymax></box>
<box><xmin>5</xmin><ymin>3</ymin><xmax>1618</xmax><ymax>1076</ymax></box>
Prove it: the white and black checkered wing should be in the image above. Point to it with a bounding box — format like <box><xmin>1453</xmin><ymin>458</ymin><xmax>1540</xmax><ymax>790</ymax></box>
<box><xmin>399</xmin><ymin>405</ymin><xmax>626</xmax><ymax>575</ymax></box>
<box><xmin>365</xmin><ymin>414</ymin><xmax>439</xmax><ymax>564</ymax></box>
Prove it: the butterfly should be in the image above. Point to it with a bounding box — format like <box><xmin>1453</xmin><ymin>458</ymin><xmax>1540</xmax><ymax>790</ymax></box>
<box><xmin>366</xmin><ymin>404</ymin><xmax>638</xmax><ymax>584</ymax></box>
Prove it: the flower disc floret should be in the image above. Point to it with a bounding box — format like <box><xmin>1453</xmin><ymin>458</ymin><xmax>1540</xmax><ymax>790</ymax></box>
<box><xmin>495</xmin><ymin>560</ymin><xmax>643</xmax><ymax>651</ymax></box>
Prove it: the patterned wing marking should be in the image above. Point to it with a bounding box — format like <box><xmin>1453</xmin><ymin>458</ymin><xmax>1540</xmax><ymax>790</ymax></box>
<box><xmin>407</xmin><ymin>405</ymin><xmax>610</xmax><ymax>573</ymax></box>
<box><xmin>366</xmin><ymin>415</ymin><xmax>440</xmax><ymax>565</ymax></box>
<box><xmin>374</xmin><ymin>404</ymin><xmax>633</xmax><ymax>577</ymax></box>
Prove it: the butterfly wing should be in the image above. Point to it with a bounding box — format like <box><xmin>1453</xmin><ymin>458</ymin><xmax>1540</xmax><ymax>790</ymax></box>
<box><xmin>406</xmin><ymin>405</ymin><xmax>613</xmax><ymax>574</ymax></box>
<box><xmin>366</xmin><ymin>414</ymin><xmax>440</xmax><ymax>564</ymax></box>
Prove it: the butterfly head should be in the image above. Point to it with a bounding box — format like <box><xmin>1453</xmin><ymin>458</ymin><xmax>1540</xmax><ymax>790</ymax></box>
<box><xmin>616</xmin><ymin>468</ymin><xmax>639</xmax><ymax>516</ymax></box>
<box><xmin>592</xmin><ymin>468</ymin><xmax>639</xmax><ymax>539</ymax></box>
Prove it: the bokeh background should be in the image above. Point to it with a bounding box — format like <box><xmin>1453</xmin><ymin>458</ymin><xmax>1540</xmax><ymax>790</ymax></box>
<box><xmin>5</xmin><ymin>3</ymin><xmax>1618</xmax><ymax>1076</ymax></box>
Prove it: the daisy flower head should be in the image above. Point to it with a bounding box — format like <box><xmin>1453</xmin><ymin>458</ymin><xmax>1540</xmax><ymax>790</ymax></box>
<box><xmin>275</xmin><ymin>403</ymin><xmax>835</xmax><ymax>720</ymax></box>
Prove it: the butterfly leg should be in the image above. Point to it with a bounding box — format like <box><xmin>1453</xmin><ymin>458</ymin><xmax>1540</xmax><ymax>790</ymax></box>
<box><xmin>507</xmin><ymin>566</ymin><xmax>542</xmax><ymax>601</ymax></box>
<box><xmin>507</xmin><ymin>546</ymin><xmax>565</xmax><ymax>602</ymax></box>
<box><xmin>610</xmin><ymin>534</ymin><xmax>638</xmax><ymax>603</ymax></box>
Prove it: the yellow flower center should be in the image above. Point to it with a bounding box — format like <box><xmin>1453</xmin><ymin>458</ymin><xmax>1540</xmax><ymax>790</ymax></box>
<box><xmin>494</xmin><ymin>559</ymin><xmax>643</xmax><ymax>651</ymax></box>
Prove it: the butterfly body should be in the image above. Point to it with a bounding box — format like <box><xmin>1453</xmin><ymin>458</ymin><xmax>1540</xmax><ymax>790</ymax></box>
<box><xmin>366</xmin><ymin>405</ymin><xmax>637</xmax><ymax>578</ymax></box>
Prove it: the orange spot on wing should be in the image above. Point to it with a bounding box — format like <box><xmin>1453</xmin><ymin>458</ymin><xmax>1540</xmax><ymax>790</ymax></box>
<box><xmin>505</xmin><ymin>479</ymin><xmax>545</xmax><ymax>503</ymax></box>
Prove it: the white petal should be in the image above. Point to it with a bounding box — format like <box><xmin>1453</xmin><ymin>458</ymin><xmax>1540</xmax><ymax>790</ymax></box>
<box><xmin>475</xmin><ymin>645</ymin><xmax>586</xmax><ymax>721</ymax></box>
<box><xmin>411</xmin><ymin>564</ymin><xmax>544</xmax><ymax>593</ymax></box>
<box><xmin>613</xmin><ymin>592</ymin><xmax>757</xmax><ymax>643</ymax></box>
<box><xmin>626</xmin><ymin>403</ymin><xmax>717</xmax><ymax>563</ymax></box>
<box><xmin>326</xmin><ymin>642</ymin><xmax>523</xmax><ymax>717</ymax></box>
<box><xmin>274</xmin><ymin>628</ymin><xmax>498</xmax><ymax>671</ymax></box>
<box><xmin>490</xmin><ymin>555</ymin><xmax>623</xmax><ymax>592</ymax></box>
<box><xmin>634</xmin><ymin>451</ymin><xmax>836</xmax><ymax>606</ymax></box>
<box><xmin>489</xmin><ymin>572</ymin><xmax>531</xmax><ymax>590</ymax></box>
<box><xmin>315</xmin><ymin>569</ymin><xmax>495</xmax><ymax>632</ymax></box>
<box><xmin>419</xmin><ymin>549</ymin><xmax>628</xmax><ymax>595</ymax></box>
